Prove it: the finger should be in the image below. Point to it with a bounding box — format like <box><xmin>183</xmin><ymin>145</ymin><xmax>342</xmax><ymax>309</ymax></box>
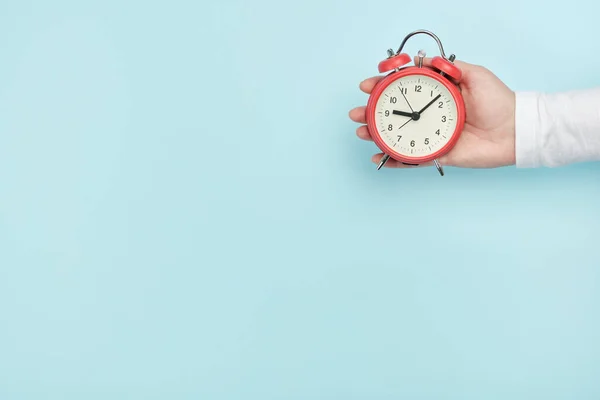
<box><xmin>412</xmin><ymin>55</ymin><xmax>472</xmax><ymax>70</ymax></box>
<box><xmin>359</xmin><ymin>76</ymin><xmax>384</xmax><ymax>94</ymax></box>
<box><xmin>348</xmin><ymin>106</ymin><xmax>366</xmax><ymax>123</ymax></box>
<box><xmin>413</xmin><ymin>55</ymin><xmax>461</xmax><ymax>84</ymax></box>
<box><xmin>412</xmin><ymin>55</ymin><xmax>477</xmax><ymax>85</ymax></box>
<box><xmin>371</xmin><ymin>153</ymin><xmax>434</xmax><ymax>168</ymax></box>
<box><xmin>356</xmin><ymin>125</ymin><xmax>372</xmax><ymax>141</ymax></box>
<box><xmin>413</xmin><ymin>55</ymin><xmax>434</xmax><ymax>67</ymax></box>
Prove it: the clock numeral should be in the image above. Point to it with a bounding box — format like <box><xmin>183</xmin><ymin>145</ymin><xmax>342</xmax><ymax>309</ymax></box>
<box><xmin>438</xmin><ymin>101</ymin><xmax>443</xmax><ymax>108</ymax></box>
<box><xmin>435</xmin><ymin>129</ymin><xmax>440</xmax><ymax>135</ymax></box>
<box><xmin>430</xmin><ymin>90</ymin><xmax>433</xmax><ymax>97</ymax></box>
<box><xmin>441</xmin><ymin>116</ymin><xmax>446</xmax><ymax>122</ymax></box>
<box><xmin>410</xmin><ymin>140</ymin><xmax>415</xmax><ymax>147</ymax></box>
<box><xmin>387</xmin><ymin>124</ymin><xmax>393</xmax><ymax>131</ymax></box>
<box><xmin>400</xmin><ymin>87</ymin><xmax>407</xmax><ymax>95</ymax></box>
<box><xmin>397</xmin><ymin>135</ymin><xmax>402</xmax><ymax>142</ymax></box>
<box><xmin>390</xmin><ymin>97</ymin><xmax>397</xmax><ymax>104</ymax></box>
<box><xmin>424</xmin><ymin>138</ymin><xmax>429</xmax><ymax>145</ymax></box>
<box><xmin>385</xmin><ymin>110</ymin><xmax>389</xmax><ymax>117</ymax></box>
<box><xmin>415</xmin><ymin>85</ymin><xmax>422</xmax><ymax>92</ymax></box>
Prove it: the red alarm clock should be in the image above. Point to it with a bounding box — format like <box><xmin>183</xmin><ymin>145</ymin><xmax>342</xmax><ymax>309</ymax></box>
<box><xmin>365</xmin><ymin>29</ymin><xmax>465</xmax><ymax>176</ymax></box>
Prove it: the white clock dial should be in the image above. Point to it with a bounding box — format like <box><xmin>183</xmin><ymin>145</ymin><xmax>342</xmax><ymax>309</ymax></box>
<box><xmin>374</xmin><ymin>74</ymin><xmax>458</xmax><ymax>158</ymax></box>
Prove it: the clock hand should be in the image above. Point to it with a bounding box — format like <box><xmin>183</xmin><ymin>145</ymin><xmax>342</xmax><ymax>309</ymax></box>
<box><xmin>397</xmin><ymin>118</ymin><xmax>412</xmax><ymax>130</ymax></box>
<box><xmin>392</xmin><ymin>110</ymin><xmax>413</xmax><ymax>117</ymax></box>
<box><xmin>377</xmin><ymin>118</ymin><xmax>413</xmax><ymax>171</ymax></box>
<box><xmin>417</xmin><ymin>94</ymin><xmax>441</xmax><ymax>114</ymax></box>
<box><xmin>400</xmin><ymin>91</ymin><xmax>414</xmax><ymax>112</ymax></box>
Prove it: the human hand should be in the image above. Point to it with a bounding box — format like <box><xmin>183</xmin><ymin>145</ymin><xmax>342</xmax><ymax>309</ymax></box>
<box><xmin>349</xmin><ymin>57</ymin><xmax>516</xmax><ymax>169</ymax></box>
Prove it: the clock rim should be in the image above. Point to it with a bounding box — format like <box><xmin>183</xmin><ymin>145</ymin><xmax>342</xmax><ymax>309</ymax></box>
<box><xmin>366</xmin><ymin>66</ymin><xmax>465</xmax><ymax>164</ymax></box>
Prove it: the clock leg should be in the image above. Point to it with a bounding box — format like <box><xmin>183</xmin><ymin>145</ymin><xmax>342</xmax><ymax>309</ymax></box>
<box><xmin>376</xmin><ymin>154</ymin><xmax>390</xmax><ymax>170</ymax></box>
<box><xmin>433</xmin><ymin>159</ymin><xmax>444</xmax><ymax>176</ymax></box>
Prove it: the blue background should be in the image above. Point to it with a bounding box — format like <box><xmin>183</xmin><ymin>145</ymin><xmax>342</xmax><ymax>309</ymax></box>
<box><xmin>1</xmin><ymin>0</ymin><xmax>599</xmax><ymax>398</ymax></box>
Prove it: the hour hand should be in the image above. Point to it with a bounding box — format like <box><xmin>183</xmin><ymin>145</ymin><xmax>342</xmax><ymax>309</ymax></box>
<box><xmin>392</xmin><ymin>110</ymin><xmax>413</xmax><ymax>117</ymax></box>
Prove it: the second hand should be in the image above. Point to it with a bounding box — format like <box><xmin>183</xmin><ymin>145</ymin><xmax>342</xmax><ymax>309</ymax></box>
<box><xmin>400</xmin><ymin>90</ymin><xmax>414</xmax><ymax>113</ymax></box>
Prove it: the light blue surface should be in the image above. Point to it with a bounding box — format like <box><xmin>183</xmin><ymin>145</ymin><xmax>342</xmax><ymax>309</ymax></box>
<box><xmin>1</xmin><ymin>1</ymin><xmax>600</xmax><ymax>398</ymax></box>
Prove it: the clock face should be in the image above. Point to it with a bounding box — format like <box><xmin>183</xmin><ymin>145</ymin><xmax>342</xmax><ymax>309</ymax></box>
<box><xmin>373</xmin><ymin>74</ymin><xmax>458</xmax><ymax>158</ymax></box>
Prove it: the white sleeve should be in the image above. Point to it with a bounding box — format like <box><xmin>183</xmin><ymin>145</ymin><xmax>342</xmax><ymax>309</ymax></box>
<box><xmin>515</xmin><ymin>89</ymin><xmax>600</xmax><ymax>167</ymax></box>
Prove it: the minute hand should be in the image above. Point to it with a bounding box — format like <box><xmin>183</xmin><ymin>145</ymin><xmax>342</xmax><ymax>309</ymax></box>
<box><xmin>417</xmin><ymin>94</ymin><xmax>441</xmax><ymax>114</ymax></box>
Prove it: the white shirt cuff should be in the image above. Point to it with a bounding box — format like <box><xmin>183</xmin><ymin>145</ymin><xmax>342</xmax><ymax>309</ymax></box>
<box><xmin>514</xmin><ymin>91</ymin><xmax>541</xmax><ymax>168</ymax></box>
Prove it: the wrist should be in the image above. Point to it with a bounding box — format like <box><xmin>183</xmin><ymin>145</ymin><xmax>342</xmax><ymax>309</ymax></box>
<box><xmin>503</xmin><ymin>90</ymin><xmax>517</xmax><ymax>166</ymax></box>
